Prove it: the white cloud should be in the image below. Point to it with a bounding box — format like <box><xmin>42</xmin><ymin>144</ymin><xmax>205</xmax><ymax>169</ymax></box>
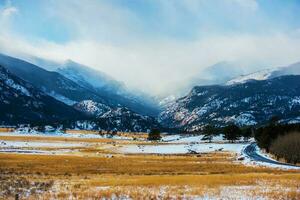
<box><xmin>0</xmin><ymin>0</ymin><xmax>18</xmax><ymax>18</ymax></box>
<box><xmin>0</xmin><ymin>0</ymin><xmax>18</xmax><ymax>32</ymax></box>
<box><xmin>1</xmin><ymin>6</ymin><xmax>18</xmax><ymax>17</ymax></box>
<box><xmin>0</xmin><ymin>0</ymin><xmax>299</xmax><ymax>97</ymax></box>
<box><xmin>1</xmin><ymin>31</ymin><xmax>300</xmax><ymax>96</ymax></box>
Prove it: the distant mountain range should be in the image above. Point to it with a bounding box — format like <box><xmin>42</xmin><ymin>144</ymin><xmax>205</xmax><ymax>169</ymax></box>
<box><xmin>0</xmin><ymin>54</ymin><xmax>105</xmax><ymax>106</ymax></box>
<box><xmin>0</xmin><ymin>64</ymin><xmax>82</xmax><ymax>124</ymax></box>
<box><xmin>159</xmin><ymin>75</ymin><xmax>300</xmax><ymax>131</ymax></box>
<box><xmin>191</xmin><ymin>61</ymin><xmax>248</xmax><ymax>86</ymax></box>
<box><xmin>1</xmin><ymin>52</ymin><xmax>300</xmax><ymax>132</ymax></box>
<box><xmin>56</xmin><ymin>60</ymin><xmax>160</xmax><ymax>116</ymax></box>
<box><xmin>0</xmin><ymin>54</ymin><xmax>159</xmax><ymax>132</ymax></box>
<box><xmin>159</xmin><ymin>61</ymin><xmax>257</xmax><ymax>106</ymax></box>
<box><xmin>227</xmin><ymin>61</ymin><xmax>300</xmax><ymax>85</ymax></box>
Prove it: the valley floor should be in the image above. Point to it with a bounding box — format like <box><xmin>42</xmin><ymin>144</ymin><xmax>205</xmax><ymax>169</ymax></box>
<box><xmin>0</xmin><ymin>131</ymin><xmax>300</xmax><ymax>199</ymax></box>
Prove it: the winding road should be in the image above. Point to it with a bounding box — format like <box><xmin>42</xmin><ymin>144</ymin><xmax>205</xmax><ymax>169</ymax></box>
<box><xmin>243</xmin><ymin>142</ymin><xmax>300</xmax><ymax>168</ymax></box>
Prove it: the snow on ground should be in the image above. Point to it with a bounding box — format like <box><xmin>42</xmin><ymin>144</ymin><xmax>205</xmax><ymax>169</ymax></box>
<box><xmin>1</xmin><ymin>128</ymin><xmax>132</xmax><ymax>140</ymax></box>
<box><xmin>161</xmin><ymin>134</ymin><xmax>204</xmax><ymax>143</ymax></box>
<box><xmin>161</xmin><ymin>134</ymin><xmax>238</xmax><ymax>143</ymax></box>
<box><xmin>226</xmin><ymin>69</ymin><xmax>273</xmax><ymax>85</ymax></box>
<box><xmin>0</xmin><ymin>140</ymin><xmax>87</xmax><ymax>155</ymax></box>
<box><xmin>0</xmin><ymin>140</ymin><xmax>84</xmax><ymax>148</ymax></box>
<box><xmin>119</xmin><ymin>142</ymin><xmax>246</xmax><ymax>154</ymax></box>
<box><xmin>241</xmin><ymin>144</ymin><xmax>300</xmax><ymax>170</ymax></box>
<box><xmin>0</xmin><ymin>149</ymin><xmax>47</xmax><ymax>154</ymax></box>
<box><xmin>2</xmin><ymin>130</ymin><xmax>298</xmax><ymax>170</ymax></box>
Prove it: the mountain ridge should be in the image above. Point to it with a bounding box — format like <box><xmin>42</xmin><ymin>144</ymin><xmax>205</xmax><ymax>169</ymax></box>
<box><xmin>0</xmin><ymin>64</ymin><xmax>83</xmax><ymax>124</ymax></box>
<box><xmin>159</xmin><ymin>75</ymin><xmax>300</xmax><ymax>131</ymax></box>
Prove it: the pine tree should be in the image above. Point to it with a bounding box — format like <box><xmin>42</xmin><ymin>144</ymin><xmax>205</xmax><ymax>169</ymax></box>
<box><xmin>148</xmin><ymin>129</ymin><xmax>161</xmax><ymax>141</ymax></box>
<box><xmin>223</xmin><ymin>124</ymin><xmax>241</xmax><ymax>143</ymax></box>
<box><xmin>242</xmin><ymin>127</ymin><xmax>253</xmax><ymax>142</ymax></box>
<box><xmin>202</xmin><ymin>125</ymin><xmax>216</xmax><ymax>143</ymax></box>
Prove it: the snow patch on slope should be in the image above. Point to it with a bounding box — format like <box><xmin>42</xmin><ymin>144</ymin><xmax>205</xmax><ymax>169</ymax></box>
<box><xmin>0</xmin><ymin>70</ymin><xmax>31</xmax><ymax>96</ymax></box>
<box><xmin>74</xmin><ymin>100</ymin><xmax>110</xmax><ymax>116</ymax></box>
<box><xmin>226</xmin><ymin>69</ymin><xmax>273</xmax><ymax>85</ymax></box>
<box><xmin>47</xmin><ymin>91</ymin><xmax>77</xmax><ymax>105</ymax></box>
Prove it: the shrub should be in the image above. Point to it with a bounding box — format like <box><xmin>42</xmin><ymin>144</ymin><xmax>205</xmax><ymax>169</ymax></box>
<box><xmin>148</xmin><ymin>129</ymin><xmax>161</xmax><ymax>141</ymax></box>
<box><xmin>270</xmin><ymin>132</ymin><xmax>300</xmax><ymax>164</ymax></box>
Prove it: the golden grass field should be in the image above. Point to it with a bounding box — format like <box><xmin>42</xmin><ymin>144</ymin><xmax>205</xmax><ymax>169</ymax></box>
<box><xmin>0</xmin><ymin>133</ymin><xmax>300</xmax><ymax>199</ymax></box>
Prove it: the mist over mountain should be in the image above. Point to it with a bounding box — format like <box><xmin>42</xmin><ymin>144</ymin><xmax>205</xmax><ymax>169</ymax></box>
<box><xmin>0</xmin><ymin>64</ymin><xmax>82</xmax><ymax>124</ymax></box>
<box><xmin>56</xmin><ymin>60</ymin><xmax>160</xmax><ymax>116</ymax></box>
<box><xmin>1</xmin><ymin>1</ymin><xmax>300</xmax><ymax>198</ymax></box>
<box><xmin>227</xmin><ymin>61</ymin><xmax>300</xmax><ymax>85</ymax></box>
<box><xmin>0</xmin><ymin>54</ymin><xmax>160</xmax><ymax>116</ymax></box>
<box><xmin>0</xmin><ymin>53</ymin><xmax>161</xmax><ymax>131</ymax></box>
<box><xmin>1</xmin><ymin>52</ymin><xmax>300</xmax><ymax>132</ymax></box>
<box><xmin>0</xmin><ymin>54</ymin><xmax>107</xmax><ymax>105</ymax></box>
<box><xmin>159</xmin><ymin>74</ymin><xmax>300</xmax><ymax>131</ymax></box>
<box><xmin>158</xmin><ymin>61</ymin><xmax>266</xmax><ymax>106</ymax></box>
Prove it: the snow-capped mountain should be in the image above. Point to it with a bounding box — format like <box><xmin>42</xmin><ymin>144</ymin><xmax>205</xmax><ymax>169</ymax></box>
<box><xmin>188</xmin><ymin>61</ymin><xmax>251</xmax><ymax>88</ymax></box>
<box><xmin>159</xmin><ymin>75</ymin><xmax>300</xmax><ymax>131</ymax></box>
<box><xmin>57</xmin><ymin>60</ymin><xmax>124</xmax><ymax>94</ymax></box>
<box><xmin>0</xmin><ymin>65</ymin><xmax>82</xmax><ymax>124</ymax></box>
<box><xmin>227</xmin><ymin>61</ymin><xmax>300</xmax><ymax>85</ymax></box>
<box><xmin>159</xmin><ymin>61</ymin><xmax>257</xmax><ymax>105</ymax></box>
<box><xmin>56</xmin><ymin>60</ymin><xmax>160</xmax><ymax>116</ymax></box>
<box><xmin>0</xmin><ymin>54</ymin><xmax>159</xmax><ymax>116</ymax></box>
<box><xmin>0</xmin><ymin>54</ymin><xmax>107</xmax><ymax>106</ymax></box>
<box><xmin>0</xmin><ymin>54</ymin><xmax>160</xmax><ymax>131</ymax></box>
<box><xmin>226</xmin><ymin>69</ymin><xmax>274</xmax><ymax>85</ymax></box>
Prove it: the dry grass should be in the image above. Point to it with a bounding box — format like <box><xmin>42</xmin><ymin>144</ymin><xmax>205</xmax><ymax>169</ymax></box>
<box><xmin>65</xmin><ymin>129</ymin><xmax>149</xmax><ymax>139</ymax></box>
<box><xmin>0</xmin><ymin>134</ymin><xmax>300</xmax><ymax>199</ymax></box>
<box><xmin>0</xmin><ymin>134</ymin><xmax>152</xmax><ymax>146</ymax></box>
<box><xmin>0</xmin><ymin>134</ymin><xmax>113</xmax><ymax>143</ymax></box>
<box><xmin>0</xmin><ymin>128</ymin><xmax>15</xmax><ymax>132</ymax></box>
<box><xmin>1</xmin><ymin>152</ymin><xmax>299</xmax><ymax>199</ymax></box>
<box><xmin>0</xmin><ymin>153</ymin><xmax>289</xmax><ymax>176</ymax></box>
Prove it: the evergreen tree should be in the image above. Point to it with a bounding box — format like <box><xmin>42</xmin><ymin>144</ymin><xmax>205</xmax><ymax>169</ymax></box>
<box><xmin>241</xmin><ymin>127</ymin><xmax>253</xmax><ymax>142</ymax></box>
<box><xmin>202</xmin><ymin>125</ymin><xmax>216</xmax><ymax>143</ymax></box>
<box><xmin>269</xmin><ymin>116</ymin><xmax>280</xmax><ymax>125</ymax></box>
<box><xmin>223</xmin><ymin>124</ymin><xmax>241</xmax><ymax>143</ymax></box>
<box><xmin>148</xmin><ymin>128</ymin><xmax>161</xmax><ymax>141</ymax></box>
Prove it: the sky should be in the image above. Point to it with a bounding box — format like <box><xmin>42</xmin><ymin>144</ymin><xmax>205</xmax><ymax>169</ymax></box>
<box><xmin>0</xmin><ymin>0</ymin><xmax>300</xmax><ymax>96</ymax></box>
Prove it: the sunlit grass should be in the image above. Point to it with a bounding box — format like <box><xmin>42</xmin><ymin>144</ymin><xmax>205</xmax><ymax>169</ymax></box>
<box><xmin>0</xmin><ymin>134</ymin><xmax>299</xmax><ymax>199</ymax></box>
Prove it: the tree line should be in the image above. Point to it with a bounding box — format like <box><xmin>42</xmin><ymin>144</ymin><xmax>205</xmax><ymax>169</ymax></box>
<box><xmin>148</xmin><ymin>117</ymin><xmax>300</xmax><ymax>164</ymax></box>
<box><xmin>254</xmin><ymin>122</ymin><xmax>300</xmax><ymax>164</ymax></box>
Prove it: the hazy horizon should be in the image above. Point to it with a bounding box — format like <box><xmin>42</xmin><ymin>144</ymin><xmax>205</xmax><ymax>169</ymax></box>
<box><xmin>1</xmin><ymin>0</ymin><xmax>300</xmax><ymax>96</ymax></box>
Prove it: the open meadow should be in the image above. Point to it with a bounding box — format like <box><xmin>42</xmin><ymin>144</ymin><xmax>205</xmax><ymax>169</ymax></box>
<box><xmin>0</xmin><ymin>131</ymin><xmax>300</xmax><ymax>199</ymax></box>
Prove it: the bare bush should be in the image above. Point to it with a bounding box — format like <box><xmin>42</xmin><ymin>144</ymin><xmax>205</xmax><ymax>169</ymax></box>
<box><xmin>270</xmin><ymin>132</ymin><xmax>300</xmax><ymax>164</ymax></box>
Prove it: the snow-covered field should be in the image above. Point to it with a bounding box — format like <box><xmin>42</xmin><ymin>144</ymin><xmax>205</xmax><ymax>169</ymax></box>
<box><xmin>0</xmin><ymin>140</ymin><xmax>84</xmax><ymax>148</ymax></box>
<box><xmin>1</xmin><ymin>130</ymin><xmax>298</xmax><ymax>170</ymax></box>
<box><xmin>0</xmin><ymin>140</ymin><xmax>87</xmax><ymax>155</ymax></box>
<box><xmin>1</xmin><ymin>131</ymin><xmax>299</xmax><ymax>199</ymax></box>
<box><xmin>161</xmin><ymin>134</ymin><xmax>224</xmax><ymax>143</ymax></box>
<box><xmin>0</xmin><ymin>128</ymin><xmax>131</xmax><ymax>140</ymax></box>
<box><xmin>120</xmin><ymin>134</ymin><xmax>248</xmax><ymax>155</ymax></box>
<box><xmin>120</xmin><ymin>143</ymin><xmax>245</xmax><ymax>154</ymax></box>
